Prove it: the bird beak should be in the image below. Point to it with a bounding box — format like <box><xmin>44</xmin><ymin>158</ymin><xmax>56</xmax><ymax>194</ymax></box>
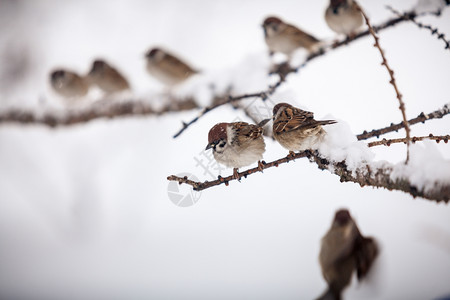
<box><xmin>205</xmin><ymin>142</ymin><xmax>214</xmax><ymax>150</ymax></box>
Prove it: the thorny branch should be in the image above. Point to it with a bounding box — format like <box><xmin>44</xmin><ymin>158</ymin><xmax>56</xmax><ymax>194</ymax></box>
<box><xmin>357</xmin><ymin>103</ymin><xmax>450</xmax><ymax>140</ymax></box>
<box><xmin>386</xmin><ymin>6</ymin><xmax>450</xmax><ymax>51</ymax></box>
<box><xmin>368</xmin><ymin>134</ymin><xmax>450</xmax><ymax>147</ymax></box>
<box><xmin>172</xmin><ymin>7</ymin><xmax>446</xmax><ymax>138</ymax></box>
<box><xmin>167</xmin><ymin>150</ymin><xmax>450</xmax><ymax>203</ymax></box>
<box><xmin>355</xmin><ymin>2</ymin><xmax>411</xmax><ymax>162</ymax></box>
<box><xmin>0</xmin><ymin>99</ymin><xmax>197</xmax><ymax>127</ymax></box>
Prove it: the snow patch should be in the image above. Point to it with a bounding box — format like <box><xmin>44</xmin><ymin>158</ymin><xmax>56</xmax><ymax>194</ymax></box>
<box><xmin>391</xmin><ymin>141</ymin><xmax>450</xmax><ymax>193</ymax></box>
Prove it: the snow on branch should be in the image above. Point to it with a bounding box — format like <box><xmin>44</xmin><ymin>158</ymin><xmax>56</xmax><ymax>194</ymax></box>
<box><xmin>167</xmin><ymin>149</ymin><xmax>450</xmax><ymax>203</ymax></box>
<box><xmin>357</xmin><ymin>103</ymin><xmax>450</xmax><ymax>140</ymax></box>
<box><xmin>355</xmin><ymin>1</ymin><xmax>412</xmax><ymax>162</ymax></box>
<box><xmin>0</xmin><ymin>99</ymin><xmax>197</xmax><ymax>127</ymax></box>
<box><xmin>386</xmin><ymin>5</ymin><xmax>450</xmax><ymax>51</ymax></box>
<box><xmin>368</xmin><ymin>134</ymin><xmax>450</xmax><ymax>147</ymax></box>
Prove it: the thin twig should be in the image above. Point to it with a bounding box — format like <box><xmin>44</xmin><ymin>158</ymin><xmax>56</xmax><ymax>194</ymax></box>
<box><xmin>386</xmin><ymin>6</ymin><xmax>450</xmax><ymax>51</ymax></box>
<box><xmin>368</xmin><ymin>134</ymin><xmax>450</xmax><ymax>147</ymax></box>
<box><xmin>355</xmin><ymin>2</ymin><xmax>411</xmax><ymax>162</ymax></box>
<box><xmin>167</xmin><ymin>150</ymin><xmax>450</xmax><ymax>203</ymax></box>
<box><xmin>357</xmin><ymin>103</ymin><xmax>450</xmax><ymax>140</ymax></box>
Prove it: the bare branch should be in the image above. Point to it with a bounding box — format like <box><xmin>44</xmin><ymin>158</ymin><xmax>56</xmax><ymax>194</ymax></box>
<box><xmin>355</xmin><ymin>2</ymin><xmax>411</xmax><ymax>161</ymax></box>
<box><xmin>357</xmin><ymin>103</ymin><xmax>450</xmax><ymax>140</ymax></box>
<box><xmin>386</xmin><ymin>6</ymin><xmax>450</xmax><ymax>51</ymax></box>
<box><xmin>0</xmin><ymin>99</ymin><xmax>197</xmax><ymax>127</ymax></box>
<box><xmin>167</xmin><ymin>150</ymin><xmax>450</xmax><ymax>203</ymax></box>
<box><xmin>368</xmin><ymin>134</ymin><xmax>450</xmax><ymax>147</ymax></box>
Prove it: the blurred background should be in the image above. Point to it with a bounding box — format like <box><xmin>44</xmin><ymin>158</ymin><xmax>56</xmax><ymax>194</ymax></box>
<box><xmin>0</xmin><ymin>0</ymin><xmax>449</xmax><ymax>299</ymax></box>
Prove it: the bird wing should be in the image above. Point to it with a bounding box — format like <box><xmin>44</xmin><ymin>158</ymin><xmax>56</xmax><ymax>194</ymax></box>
<box><xmin>161</xmin><ymin>53</ymin><xmax>197</xmax><ymax>77</ymax></box>
<box><xmin>284</xmin><ymin>24</ymin><xmax>320</xmax><ymax>44</ymax></box>
<box><xmin>273</xmin><ymin>106</ymin><xmax>315</xmax><ymax>133</ymax></box>
<box><xmin>232</xmin><ymin>122</ymin><xmax>263</xmax><ymax>145</ymax></box>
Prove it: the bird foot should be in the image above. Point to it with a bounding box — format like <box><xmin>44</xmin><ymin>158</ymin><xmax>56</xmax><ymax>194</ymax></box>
<box><xmin>257</xmin><ymin>161</ymin><xmax>265</xmax><ymax>172</ymax></box>
<box><xmin>232</xmin><ymin>168</ymin><xmax>240</xmax><ymax>181</ymax></box>
<box><xmin>287</xmin><ymin>151</ymin><xmax>296</xmax><ymax>159</ymax></box>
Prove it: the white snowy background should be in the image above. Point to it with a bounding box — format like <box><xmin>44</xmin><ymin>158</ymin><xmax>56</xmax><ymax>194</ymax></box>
<box><xmin>0</xmin><ymin>0</ymin><xmax>450</xmax><ymax>299</ymax></box>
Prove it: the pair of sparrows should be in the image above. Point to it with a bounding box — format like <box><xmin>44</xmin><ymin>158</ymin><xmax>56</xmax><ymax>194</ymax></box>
<box><xmin>262</xmin><ymin>0</ymin><xmax>363</xmax><ymax>58</ymax></box>
<box><xmin>205</xmin><ymin>103</ymin><xmax>336</xmax><ymax>179</ymax></box>
<box><xmin>318</xmin><ymin>209</ymin><xmax>378</xmax><ymax>300</ymax></box>
<box><xmin>50</xmin><ymin>59</ymin><xmax>130</xmax><ymax>99</ymax></box>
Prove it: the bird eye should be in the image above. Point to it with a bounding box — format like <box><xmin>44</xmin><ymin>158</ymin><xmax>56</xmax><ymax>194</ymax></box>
<box><xmin>219</xmin><ymin>141</ymin><xmax>226</xmax><ymax>148</ymax></box>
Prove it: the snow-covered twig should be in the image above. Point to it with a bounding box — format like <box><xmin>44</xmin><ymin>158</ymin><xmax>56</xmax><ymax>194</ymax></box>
<box><xmin>0</xmin><ymin>99</ymin><xmax>197</xmax><ymax>127</ymax></box>
<box><xmin>355</xmin><ymin>2</ymin><xmax>412</xmax><ymax>162</ymax></box>
<box><xmin>368</xmin><ymin>134</ymin><xmax>450</xmax><ymax>147</ymax></box>
<box><xmin>167</xmin><ymin>150</ymin><xmax>450</xmax><ymax>203</ymax></box>
<box><xmin>386</xmin><ymin>5</ymin><xmax>450</xmax><ymax>51</ymax></box>
<box><xmin>357</xmin><ymin>103</ymin><xmax>450</xmax><ymax>140</ymax></box>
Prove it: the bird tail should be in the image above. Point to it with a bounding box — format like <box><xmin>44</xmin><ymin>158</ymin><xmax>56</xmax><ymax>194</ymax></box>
<box><xmin>355</xmin><ymin>236</ymin><xmax>379</xmax><ymax>280</ymax></box>
<box><xmin>318</xmin><ymin>120</ymin><xmax>337</xmax><ymax>127</ymax></box>
<box><xmin>258</xmin><ymin>118</ymin><xmax>271</xmax><ymax>127</ymax></box>
<box><xmin>316</xmin><ymin>288</ymin><xmax>341</xmax><ymax>300</ymax></box>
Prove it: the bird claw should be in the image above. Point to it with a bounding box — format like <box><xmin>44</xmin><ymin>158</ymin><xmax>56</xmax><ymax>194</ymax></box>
<box><xmin>232</xmin><ymin>168</ymin><xmax>240</xmax><ymax>181</ymax></box>
<box><xmin>257</xmin><ymin>161</ymin><xmax>264</xmax><ymax>172</ymax></box>
<box><xmin>287</xmin><ymin>151</ymin><xmax>296</xmax><ymax>159</ymax></box>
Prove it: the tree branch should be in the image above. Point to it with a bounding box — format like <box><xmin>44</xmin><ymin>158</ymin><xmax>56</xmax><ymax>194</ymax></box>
<box><xmin>172</xmin><ymin>8</ymin><xmax>444</xmax><ymax>138</ymax></box>
<box><xmin>0</xmin><ymin>98</ymin><xmax>197</xmax><ymax>127</ymax></box>
<box><xmin>386</xmin><ymin>5</ymin><xmax>450</xmax><ymax>51</ymax></box>
<box><xmin>357</xmin><ymin>103</ymin><xmax>450</xmax><ymax>140</ymax></box>
<box><xmin>167</xmin><ymin>150</ymin><xmax>450</xmax><ymax>203</ymax></box>
<box><xmin>368</xmin><ymin>134</ymin><xmax>450</xmax><ymax>147</ymax></box>
<box><xmin>355</xmin><ymin>2</ymin><xmax>411</xmax><ymax>162</ymax></box>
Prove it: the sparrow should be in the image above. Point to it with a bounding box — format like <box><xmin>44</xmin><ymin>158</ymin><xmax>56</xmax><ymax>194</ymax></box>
<box><xmin>87</xmin><ymin>59</ymin><xmax>130</xmax><ymax>95</ymax></box>
<box><xmin>145</xmin><ymin>47</ymin><xmax>198</xmax><ymax>87</ymax></box>
<box><xmin>317</xmin><ymin>209</ymin><xmax>378</xmax><ymax>300</ymax></box>
<box><xmin>325</xmin><ymin>0</ymin><xmax>364</xmax><ymax>37</ymax></box>
<box><xmin>272</xmin><ymin>103</ymin><xmax>336</xmax><ymax>154</ymax></box>
<box><xmin>205</xmin><ymin>119</ymin><xmax>270</xmax><ymax>179</ymax></box>
<box><xmin>262</xmin><ymin>16</ymin><xmax>322</xmax><ymax>58</ymax></box>
<box><xmin>50</xmin><ymin>69</ymin><xmax>89</xmax><ymax>98</ymax></box>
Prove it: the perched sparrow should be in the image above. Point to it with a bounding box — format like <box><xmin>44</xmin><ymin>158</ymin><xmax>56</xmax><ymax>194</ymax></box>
<box><xmin>50</xmin><ymin>69</ymin><xmax>89</xmax><ymax>98</ymax></box>
<box><xmin>205</xmin><ymin>119</ymin><xmax>270</xmax><ymax>179</ymax></box>
<box><xmin>272</xmin><ymin>103</ymin><xmax>336</xmax><ymax>153</ymax></box>
<box><xmin>325</xmin><ymin>0</ymin><xmax>364</xmax><ymax>37</ymax></box>
<box><xmin>262</xmin><ymin>16</ymin><xmax>321</xmax><ymax>58</ymax></box>
<box><xmin>317</xmin><ymin>209</ymin><xmax>378</xmax><ymax>300</ymax></box>
<box><xmin>87</xmin><ymin>59</ymin><xmax>130</xmax><ymax>95</ymax></box>
<box><xmin>145</xmin><ymin>47</ymin><xmax>198</xmax><ymax>87</ymax></box>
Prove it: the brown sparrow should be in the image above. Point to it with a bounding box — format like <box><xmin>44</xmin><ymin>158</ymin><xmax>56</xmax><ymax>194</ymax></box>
<box><xmin>262</xmin><ymin>16</ymin><xmax>322</xmax><ymax>58</ymax></box>
<box><xmin>145</xmin><ymin>47</ymin><xmax>198</xmax><ymax>87</ymax></box>
<box><xmin>205</xmin><ymin>119</ymin><xmax>270</xmax><ymax>179</ymax></box>
<box><xmin>50</xmin><ymin>69</ymin><xmax>89</xmax><ymax>98</ymax></box>
<box><xmin>272</xmin><ymin>103</ymin><xmax>336</xmax><ymax>153</ymax></box>
<box><xmin>87</xmin><ymin>59</ymin><xmax>130</xmax><ymax>95</ymax></box>
<box><xmin>317</xmin><ymin>209</ymin><xmax>378</xmax><ymax>300</ymax></box>
<box><xmin>325</xmin><ymin>0</ymin><xmax>364</xmax><ymax>37</ymax></box>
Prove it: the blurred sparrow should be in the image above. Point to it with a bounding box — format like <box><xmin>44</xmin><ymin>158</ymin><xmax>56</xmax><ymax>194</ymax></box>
<box><xmin>272</xmin><ymin>103</ymin><xmax>336</xmax><ymax>153</ymax></box>
<box><xmin>262</xmin><ymin>16</ymin><xmax>322</xmax><ymax>58</ymax></box>
<box><xmin>317</xmin><ymin>209</ymin><xmax>378</xmax><ymax>300</ymax></box>
<box><xmin>325</xmin><ymin>0</ymin><xmax>363</xmax><ymax>37</ymax></box>
<box><xmin>50</xmin><ymin>69</ymin><xmax>89</xmax><ymax>98</ymax></box>
<box><xmin>145</xmin><ymin>47</ymin><xmax>198</xmax><ymax>87</ymax></box>
<box><xmin>205</xmin><ymin>119</ymin><xmax>270</xmax><ymax>179</ymax></box>
<box><xmin>87</xmin><ymin>59</ymin><xmax>130</xmax><ymax>95</ymax></box>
